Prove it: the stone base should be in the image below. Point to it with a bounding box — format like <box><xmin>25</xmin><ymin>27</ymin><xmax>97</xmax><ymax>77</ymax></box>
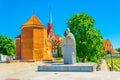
<box><xmin>38</xmin><ymin>63</ymin><xmax>97</xmax><ymax>72</ymax></box>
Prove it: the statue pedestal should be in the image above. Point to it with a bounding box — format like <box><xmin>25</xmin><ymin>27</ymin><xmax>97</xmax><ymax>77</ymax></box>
<box><xmin>62</xmin><ymin>45</ymin><xmax>76</xmax><ymax>64</ymax></box>
<box><xmin>38</xmin><ymin>63</ymin><xmax>97</xmax><ymax>72</ymax></box>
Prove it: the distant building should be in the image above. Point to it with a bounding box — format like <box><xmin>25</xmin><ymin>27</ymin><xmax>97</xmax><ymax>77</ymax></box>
<box><xmin>47</xmin><ymin>11</ymin><xmax>61</xmax><ymax>57</ymax></box>
<box><xmin>111</xmin><ymin>49</ymin><xmax>119</xmax><ymax>54</ymax></box>
<box><xmin>0</xmin><ymin>54</ymin><xmax>7</xmax><ymax>61</ymax></box>
<box><xmin>16</xmin><ymin>15</ymin><xmax>53</xmax><ymax>61</ymax></box>
<box><xmin>0</xmin><ymin>54</ymin><xmax>13</xmax><ymax>61</ymax></box>
<box><xmin>104</xmin><ymin>40</ymin><xmax>119</xmax><ymax>54</ymax></box>
<box><xmin>104</xmin><ymin>40</ymin><xmax>113</xmax><ymax>51</ymax></box>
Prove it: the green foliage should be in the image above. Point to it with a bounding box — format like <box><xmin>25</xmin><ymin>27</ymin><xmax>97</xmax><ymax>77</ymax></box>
<box><xmin>57</xmin><ymin>46</ymin><xmax>63</xmax><ymax>57</ymax></box>
<box><xmin>67</xmin><ymin>13</ymin><xmax>106</xmax><ymax>63</ymax></box>
<box><xmin>76</xmin><ymin>56</ymin><xmax>80</xmax><ymax>62</ymax></box>
<box><xmin>115</xmin><ymin>48</ymin><xmax>120</xmax><ymax>52</ymax></box>
<box><xmin>0</xmin><ymin>34</ymin><xmax>16</xmax><ymax>56</ymax></box>
<box><xmin>106</xmin><ymin>57</ymin><xmax>120</xmax><ymax>71</ymax></box>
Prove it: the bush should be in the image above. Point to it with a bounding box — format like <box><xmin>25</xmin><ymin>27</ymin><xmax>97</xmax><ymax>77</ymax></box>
<box><xmin>76</xmin><ymin>56</ymin><xmax>80</xmax><ymax>63</ymax></box>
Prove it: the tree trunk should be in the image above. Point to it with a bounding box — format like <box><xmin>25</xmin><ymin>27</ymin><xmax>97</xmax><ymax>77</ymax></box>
<box><xmin>82</xmin><ymin>58</ymin><xmax>87</xmax><ymax>62</ymax></box>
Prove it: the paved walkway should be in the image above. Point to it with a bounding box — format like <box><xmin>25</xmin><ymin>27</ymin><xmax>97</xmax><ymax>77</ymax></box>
<box><xmin>0</xmin><ymin>62</ymin><xmax>120</xmax><ymax>80</ymax></box>
<box><xmin>0</xmin><ymin>62</ymin><xmax>42</xmax><ymax>76</ymax></box>
<box><xmin>100</xmin><ymin>59</ymin><xmax>109</xmax><ymax>71</ymax></box>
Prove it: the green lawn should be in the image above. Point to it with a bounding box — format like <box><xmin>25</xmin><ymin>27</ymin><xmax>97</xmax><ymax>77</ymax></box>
<box><xmin>106</xmin><ymin>57</ymin><xmax>120</xmax><ymax>71</ymax></box>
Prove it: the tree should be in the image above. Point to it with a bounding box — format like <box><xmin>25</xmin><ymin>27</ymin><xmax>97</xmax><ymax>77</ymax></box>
<box><xmin>0</xmin><ymin>34</ymin><xmax>16</xmax><ymax>56</ymax></box>
<box><xmin>115</xmin><ymin>48</ymin><xmax>120</xmax><ymax>52</ymax></box>
<box><xmin>67</xmin><ymin>13</ymin><xmax>105</xmax><ymax>63</ymax></box>
<box><xmin>57</xmin><ymin>46</ymin><xmax>63</xmax><ymax>57</ymax></box>
<box><xmin>115</xmin><ymin>48</ymin><xmax>120</xmax><ymax>53</ymax></box>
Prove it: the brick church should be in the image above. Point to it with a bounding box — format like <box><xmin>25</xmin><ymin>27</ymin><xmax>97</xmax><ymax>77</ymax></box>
<box><xmin>16</xmin><ymin>12</ymin><xmax>60</xmax><ymax>61</ymax></box>
<box><xmin>47</xmin><ymin>12</ymin><xmax>60</xmax><ymax>57</ymax></box>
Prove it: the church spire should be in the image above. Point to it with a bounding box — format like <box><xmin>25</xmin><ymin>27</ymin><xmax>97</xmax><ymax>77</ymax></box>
<box><xmin>49</xmin><ymin>10</ymin><xmax>52</xmax><ymax>24</ymax></box>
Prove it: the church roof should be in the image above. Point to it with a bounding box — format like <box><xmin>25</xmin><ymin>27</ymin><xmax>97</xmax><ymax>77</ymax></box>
<box><xmin>111</xmin><ymin>49</ymin><xmax>119</xmax><ymax>54</ymax></box>
<box><xmin>22</xmin><ymin>15</ymin><xmax>44</xmax><ymax>29</ymax></box>
<box><xmin>104</xmin><ymin>40</ymin><xmax>112</xmax><ymax>46</ymax></box>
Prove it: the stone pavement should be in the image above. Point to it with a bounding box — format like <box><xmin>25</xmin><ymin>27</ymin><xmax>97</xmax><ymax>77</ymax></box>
<box><xmin>100</xmin><ymin>59</ymin><xmax>109</xmax><ymax>71</ymax></box>
<box><xmin>0</xmin><ymin>62</ymin><xmax>120</xmax><ymax>80</ymax></box>
<box><xmin>0</xmin><ymin>62</ymin><xmax>42</xmax><ymax>76</ymax></box>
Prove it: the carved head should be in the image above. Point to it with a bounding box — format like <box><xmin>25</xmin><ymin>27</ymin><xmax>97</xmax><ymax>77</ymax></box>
<box><xmin>66</xmin><ymin>28</ymin><xmax>70</xmax><ymax>35</ymax></box>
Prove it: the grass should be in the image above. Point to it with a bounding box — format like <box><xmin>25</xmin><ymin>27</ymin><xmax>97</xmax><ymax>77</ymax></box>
<box><xmin>106</xmin><ymin>57</ymin><xmax>120</xmax><ymax>71</ymax></box>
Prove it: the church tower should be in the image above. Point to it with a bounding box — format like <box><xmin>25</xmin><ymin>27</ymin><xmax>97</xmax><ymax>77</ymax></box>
<box><xmin>47</xmin><ymin>11</ymin><xmax>61</xmax><ymax>57</ymax></box>
<box><xmin>47</xmin><ymin>11</ymin><xmax>55</xmax><ymax>40</ymax></box>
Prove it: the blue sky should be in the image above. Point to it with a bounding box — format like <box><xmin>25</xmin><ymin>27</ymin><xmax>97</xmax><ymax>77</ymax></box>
<box><xmin>0</xmin><ymin>0</ymin><xmax>120</xmax><ymax>49</ymax></box>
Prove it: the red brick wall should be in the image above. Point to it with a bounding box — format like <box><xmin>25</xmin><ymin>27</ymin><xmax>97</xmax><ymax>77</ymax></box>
<box><xmin>33</xmin><ymin>27</ymin><xmax>44</xmax><ymax>60</ymax></box>
<box><xmin>16</xmin><ymin>38</ymin><xmax>21</xmax><ymax>59</ymax></box>
<box><xmin>18</xmin><ymin>26</ymin><xmax>53</xmax><ymax>61</ymax></box>
<box><xmin>21</xmin><ymin>27</ymin><xmax>33</xmax><ymax>60</ymax></box>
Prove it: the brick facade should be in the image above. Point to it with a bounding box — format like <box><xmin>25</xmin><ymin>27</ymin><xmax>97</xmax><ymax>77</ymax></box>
<box><xmin>16</xmin><ymin>15</ymin><xmax>52</xmax><ymax>61</ymax></box>
<box><xmin>104</xmin><ymin>40</ymin><xmax>113</xmax><ymax>51</ymax></box>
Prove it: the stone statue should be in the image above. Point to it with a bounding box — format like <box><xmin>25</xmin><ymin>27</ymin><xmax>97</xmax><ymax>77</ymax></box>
<box><xmin>62</xmin><ymin>28</ymin><xmax>76</xmax><ymax>64</ymax></box>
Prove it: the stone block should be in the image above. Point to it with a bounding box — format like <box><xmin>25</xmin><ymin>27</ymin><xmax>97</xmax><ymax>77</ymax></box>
<box><xmin>62</xmin><ymin>45</ymin><xmax>76</xmax><ymax>64</ymax></box>
<box><xmin>38</xmin><ymin>63</ymin><xmax>97</xmax><ymax>72</ymax></box>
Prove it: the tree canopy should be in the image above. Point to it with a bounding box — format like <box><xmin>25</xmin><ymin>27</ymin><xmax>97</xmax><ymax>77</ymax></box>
<box><xmin>0</xmin><ymin>35</ymin><xmax>16</xmax><ymax>56</ymax></box>
<box><xmin>116</xmin><ymin>48</ymin><xmax>120</xmax><ymax>52</ymax></box>
<box><xmin>67</xmin><ymin>13</ymin><xmax>106</xmax><ymax>62</ymax></box>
